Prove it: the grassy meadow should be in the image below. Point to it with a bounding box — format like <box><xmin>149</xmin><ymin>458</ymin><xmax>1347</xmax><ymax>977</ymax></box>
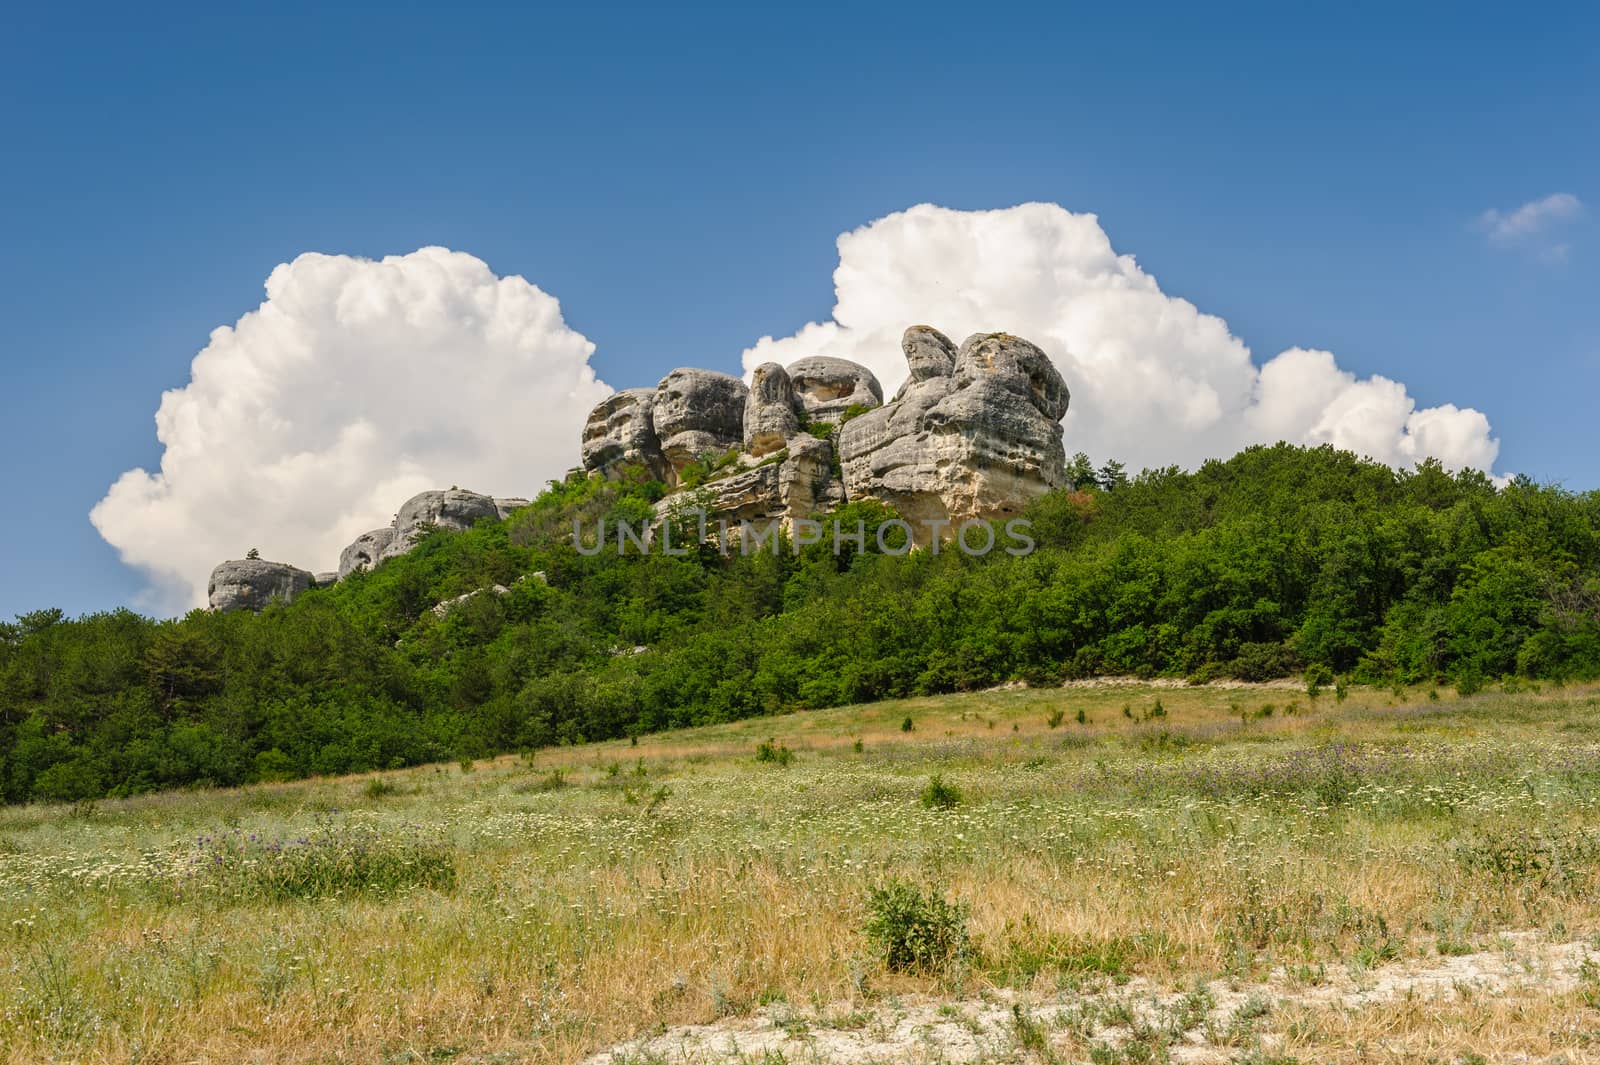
<box><xmin>5</xmin><ymin>680</ymin><xmax>1600</xmax><ymax>1063</ymax></box>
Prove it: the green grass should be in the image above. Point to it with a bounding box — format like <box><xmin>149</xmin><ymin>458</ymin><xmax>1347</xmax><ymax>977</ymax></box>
<box><xmin>2</xmin><ymin>680</ymin><xmax>1600</xmax><ymax>1063</ymax></box>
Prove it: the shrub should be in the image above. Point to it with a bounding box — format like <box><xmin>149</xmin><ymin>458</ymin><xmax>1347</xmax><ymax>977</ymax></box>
<box><xmin>1231</xmin><ymin>642</ymin><xmax>1298</xmax><ymax>682</ymax></box>
<box><xmin>363</xmin><ymin>777</ymin><xmax>398</xmax><ymax>800</ymax></box>
<box><xmin>1305</xmin><ymin>663</ymin><xmax>1334</xmax><ymax>696</ymax></box>
<box><xmin>901</xmin><ymin>716</ymin><xmax>914</xmax><ymax>733</ymax></box>
<box><xmin>863</xmin><ymin>880</ymin><xmax>970</xmax><ymax>973</ymax></box>
<box><xmin>1046</xmin><ymin>709</ymin><xmax>1066</xmax><ymax>729</ymax></box>
<box><xmin>754</xmin><ymin>739</ymin><xmax>794</xmax><ymax>766</ymax></box>
<box><xmin>920</xmin><ymin>773</ymin><xmax>962</xmax><ymax>809</ymax></box>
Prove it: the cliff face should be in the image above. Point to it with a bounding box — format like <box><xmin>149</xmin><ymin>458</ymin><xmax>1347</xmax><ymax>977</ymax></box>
<box><xmin>208</xmin><ymin>325</ymin><xmax>1069</xmax><ymax>610</ymax></box>
<box><xmin>581</xmin><ymin>326</ymin><xmax>1069</xmax><ymax>535</ymax></box>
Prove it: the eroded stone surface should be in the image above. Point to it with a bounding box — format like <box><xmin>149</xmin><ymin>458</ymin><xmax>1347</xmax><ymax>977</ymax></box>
<box><xmin>338</xmin><ymin>527</ymin><xmax>396</xmax><ymax>579</ymax></box>
<box><xmin>786</xmin><ymin>356</ymin><xmax>883</xmax><ymax>425</ymax></box>
<box><xmin>382</xmin><ymin>489</ymin><xmax>500</xmax><ymax>561</ymax></box>
<box><xmin>653</xmin><ymin>368</ymin><xmax>749</xmax><ymax>476</ymax></box>
<box><xmin>839</xmin><ymin>329</ymin><xmax>1068</xmax><ymax>528</ymax></box>
<box><xmin>743</xmin><ymin>362</ymin><xmax>802</xmax><ymax>458</ymax></box>
<box><xmin>208</xmin><ymin>559</ymin><xmax>314</xmax><ymax>613</ymax></box>
<box><xmin>581</xmin><ymin>388</ymin><xmax>669</xmax><ymax>482</ymax></box>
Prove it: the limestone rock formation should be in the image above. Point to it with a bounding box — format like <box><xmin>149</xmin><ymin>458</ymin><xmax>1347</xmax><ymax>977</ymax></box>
<box><xmin>382</xmin><ymin>489</ymin><xmax>500</xmax><ymax>561</ymax></box>
<box><xmin>314</xmin><ymin>572</ymin><xmax>338</xmax><ymax>587</ymax></box>
<box><xmin>432</xmin><ymin>584</ymin><xmax>511</xmax><ymax>619</ymax></box>
<box><xmin>338</xmin><ymin>527</ymin><xmax>395</xmax><ymax>579</ymax></box>
<box><xmin>584</xmin><ymin>326</ymin><xmax>1069</xmax><ymax>540</ymax></box>
<box><xmin>208</xmin><ymin>559</ymin><xmax>314</xmax><ymax>613</ymax></box>
<box><xmin>786</xmin><ymin>356</ymin><xmax>883</xmax><ymax>425</ymax></box>
<box><xmin>582</xmin><ymin>388</ymin><xmax>669</xmax><ymax>482</ymax></box>
<box><xmin>898</xmin><ymin>325</ymin><xmax>958</xmax><ymax>390</ymax></box>
<box><xmin>653</xmin><ymin>369</ymin><xmax>748</xmax><ymax>475</ymax></box>
<box><xmin>494</xmin><ymin>497</ymin><xmax>530</xmax><ymax>520</ymax></box>
<box><xmin>743</xmin><ymin>363</ymin><xmax>802</xmax><ymax>457</ymax></box>
<box><xmin>839</xmin><ymin>329</ymin><xmax>1069</xmax><ymax>527</ymax></box>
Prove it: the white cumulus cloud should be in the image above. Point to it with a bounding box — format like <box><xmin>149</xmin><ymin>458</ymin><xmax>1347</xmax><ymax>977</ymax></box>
<box><xmin>743</xmin><ymin>202</ymin><xmax>1502</xmax><ymax>478</ymax></box>
<box><xmin>92</xmin><ymin>247</ymin><xmax>611</xmax><ymax>614</ymax></box>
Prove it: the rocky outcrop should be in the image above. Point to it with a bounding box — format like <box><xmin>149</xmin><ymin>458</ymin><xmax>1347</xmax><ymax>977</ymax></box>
<box><xmin>432</xmin><ymin>584</ymin><xmax>511</xmax><ymax>619</ymax></box>
<box><xmin>898</xmin><ymin>325</ymin><xmax>958</xmax><ymax>390</ymax></box>
<box><xmin>382</xmin><ymin>489</ymin><xmax>500</xmax><ymax>561</ymax></box>
<box><xmin>743</xmin><ymin>363</ymin><xmax>802</xmax><ymax>457</ymax></box>
<box><xmin>582</xmin><ymin>388</ymin><xmax>669</xmax><ymax>482</ymax></box>
<box><xmin>223</xmin><ymin>324</ymin><xmax>1069</xmax><ymax>593</ymax></box>
<box><xmin>583</xmin><ymin>326</ymin><xmax>1068</xmax><ymax>539</ymax></box>
<box><xmin>653</xmin><ymin>369</ymin><xmax>748</xmax><ymax>476</ymax></box>
<box><xmin>839</xmin><ymin>330</ymin><xmax>1069</xmax><ymax>528</ymax></box>
<box><xmin>494</xmin><ymin>497</ymin><xmax>530</xmax><ymax>520</ymax></box>
<box><xmin>208</xmin><ymin>559</ymin><xmax>314</xmax><ymax>613</ymax></box>
<box><xmin>333</xmin><ymin>488</ymin><xmax>502</xmax><ymax>581</ymax></box>
<box><xmin>786</xmin><ymin>356</ymin><xmax>883</xmax><ymax>425</ymax></box>
<box><xmin>338</xmin><ymin>527</ymin><xmax>396</xmax><ymax>579</ymax></box>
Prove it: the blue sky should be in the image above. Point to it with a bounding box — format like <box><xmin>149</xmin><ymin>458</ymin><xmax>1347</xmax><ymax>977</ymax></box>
<box><xmin>1</xmin><ymin>2</ymin><xmax>1596</xmax><ymax>619</ymax></box>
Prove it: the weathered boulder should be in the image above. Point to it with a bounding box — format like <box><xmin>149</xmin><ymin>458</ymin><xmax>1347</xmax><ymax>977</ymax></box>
<box><xmin>786</xmin><ymin>356</ymin><xmax>883</xmax><ymax>425</ymax></box>
<box><xmin>382</xmin><ymin>489</ymin><xmax>500</xmax><ymax>560</ymax></box>
<box><xmin>581</xmin><ymin>388</ymin><xmax>669</xmax><ymax>482</ymax></box>
<box><xmin>338</xmin><ymin>527</ymin><xmax>395</xmax><ymax>579</ymax></box>
<box><xmin>208</xmin><ymin>559</ymin><xmax>314</xmax><ymax>613</ymax></box>
<box><xmin>743</xmin><ymin>362</ymin><xmax>802</xmax><ymax>457</ymax></box>
<box><xmin>901</xmin><ymin>325</ymin><xmax>958</xmax><ymax>386</ymax></box>
<box><xmin>838</xmin><ymin>328</ymin><xmax>1069</xmax><ymax>529</ymax></box>
<box><xmin>778</xmin><ymin>433</ymin><xmax>845</xmax><ymax>517</ymax></box>
<box><xmin>494</xmin><ymin>497</ymin><xmax>530</xmax><ymax>520</ymax></box>
<box><xmin>653</xmin><ymin>369</ymin><xmax>748</xmax><ymax>477</ymax></box>
<box><xmin>314</xmin><ymin>571</ymin><xmax>338</xmax><ymax>587</ymax></box>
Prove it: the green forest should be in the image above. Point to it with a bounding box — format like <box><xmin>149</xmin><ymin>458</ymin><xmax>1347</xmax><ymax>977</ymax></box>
<box><xmin>4</xmin><ymin>443</ymin><xmax>1598</xmax><ymax>805</ymax></box>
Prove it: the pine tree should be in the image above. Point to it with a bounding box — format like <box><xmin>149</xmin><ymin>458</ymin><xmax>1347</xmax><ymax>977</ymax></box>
<box><xmin>1067</xmin><ymin>452</ymin><xmax>1098</xmax><ymax>490</ymax></box>
<box><xmin>1097</xmin><ymin>459</ymin><xmax>1127</xmax><ymax>491</ymax></box>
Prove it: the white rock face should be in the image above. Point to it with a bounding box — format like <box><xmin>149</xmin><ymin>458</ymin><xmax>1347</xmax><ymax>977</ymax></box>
<box><xmin>652</xmin><ymin>368</ymin><xmax>749</xmax><ymax>477</ymax></box>
<box><xmin>743</xmin><ymin>363</ymin><xmax>802</xmax><ymax>458</ymax></box>
<box><xmin>785</xmin><ymin>356</ymin><xmax>883</xmax><ymax>425</ymax></box>
<box><xmin>839</xmin><ymin>329</ymin><xmax>1069</xmax><ymax>527</ymax></box>
<box><xmin>208</xmin><ymin>558</ymin><xmax>314</xmax><ymax>613</ymax></box>
<box><xmin>581</xmin><ymin>388</ymin><xmax>669</xmax><ymax>482</ymax></box>
<box><xmin>338</xmin><ymin>527</ymin><xmax>396</xmax><ymax>579</ymax></box>
<box><xmin>381</xmin><ymin>489</ymin><xmax>500</xmax><ymax>561</ymax></box>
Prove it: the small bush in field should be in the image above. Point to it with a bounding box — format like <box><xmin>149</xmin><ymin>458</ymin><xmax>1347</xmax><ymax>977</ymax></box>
<box><xmin>901</xmin><ymin>716</ymin><xmax>914</xmax><ymax>733</ymax></box>
<box><xmin>863</xmin><ymin>880</ymin><xmax>970</xmax><ymax>973</ymax></box>
<box><xmin>363</xmin><ymin>777</ymin><xmax>398</xmax><ymax>800</ymax></box>
<box><xmin>1046</xmin><ymin>709</ymin><xmax>1066</xmax><ymax>729</ymax></box>
<box><xmin>1076</xmin><ymin>708</ymin><xmax>1087</xmax><ymax>725</ymax></box>
<box><xmin>755</xmin><ymin>739</ymin><xmax>794</xmax><ymax>766</ymax></box>
<box><xmin>920</xmin><ymin>773</ymin><xmax>962</xmax><ymax>809</ymax></box>
<box><xmin>1305</xmin><ymin>663</ymin><xmax>1334</xmax><ymax>697</ymax></box>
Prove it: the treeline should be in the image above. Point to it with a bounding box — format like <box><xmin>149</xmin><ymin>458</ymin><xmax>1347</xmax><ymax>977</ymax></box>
<box><xmin>3</xmin><ymin>444</ymin><xmax>1598</xmax><ymax>803</ymax></box>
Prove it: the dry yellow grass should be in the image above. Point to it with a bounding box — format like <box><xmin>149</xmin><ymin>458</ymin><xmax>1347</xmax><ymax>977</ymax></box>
<box><xmin>4</xmin><ymin>680</ymin><xmax>1600</xmax><ymax>1063</ymax></box>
